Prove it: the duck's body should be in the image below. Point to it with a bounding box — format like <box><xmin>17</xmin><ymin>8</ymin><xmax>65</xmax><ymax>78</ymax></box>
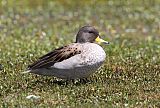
<box><xmin>26</xmin><ymin>26</ymin><xmax>109</xmax><ymax>79</ymax></box>
<box><xmin>29</xmin><ymin>43</ymin><xmax>106</xmax><ymax>79</ymax></box>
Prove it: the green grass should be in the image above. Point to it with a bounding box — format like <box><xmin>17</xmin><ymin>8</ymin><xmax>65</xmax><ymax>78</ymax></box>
<box><xmin>0</xmin><ymin>0</ymin><xmax>160</xmax><ymax>107</ymax></box>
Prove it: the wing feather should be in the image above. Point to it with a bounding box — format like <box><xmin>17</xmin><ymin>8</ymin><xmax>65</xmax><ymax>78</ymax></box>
<box><xmin>28</xmin><ymin>44</ymin><xmax>81</xmax><ymax>69</ymax></box>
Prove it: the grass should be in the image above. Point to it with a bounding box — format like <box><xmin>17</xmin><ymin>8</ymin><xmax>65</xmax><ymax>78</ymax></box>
<box><xmin>0</xmin><ymin>0</ymin><xmax>160</xmax><ymax>107</ymax></box>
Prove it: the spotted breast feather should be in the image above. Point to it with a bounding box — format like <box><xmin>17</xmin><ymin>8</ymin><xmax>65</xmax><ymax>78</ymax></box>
<box><xmin>28</xmin><ymin>44</ymin><xmax>82</xmax><ymax>70</ymax></box>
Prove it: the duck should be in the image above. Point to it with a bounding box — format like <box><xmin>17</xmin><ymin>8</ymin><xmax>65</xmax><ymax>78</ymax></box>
<box><xmin>25</xmin><ymin>26</ymin><xmax>109</xmax><ymax>79</ymax></box>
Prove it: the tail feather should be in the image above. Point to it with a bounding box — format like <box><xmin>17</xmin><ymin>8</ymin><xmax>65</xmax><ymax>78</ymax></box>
<box><xmin>21</xmin><ymin>70</ymin><xmax>31</xmax><ymax>74</ymax></box>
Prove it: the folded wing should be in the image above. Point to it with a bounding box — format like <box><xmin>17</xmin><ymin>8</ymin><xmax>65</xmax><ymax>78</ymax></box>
<box><xmin>28</xmin><ymin>44</ymin><xmax>82</xmax><ymax>70</ymax></box>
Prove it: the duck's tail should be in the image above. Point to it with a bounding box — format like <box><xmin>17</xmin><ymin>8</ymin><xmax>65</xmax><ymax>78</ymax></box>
<box><xmin>21</xmin><ymin>70</ymin><xmax>31</xmax><ymax>74</ymax></box>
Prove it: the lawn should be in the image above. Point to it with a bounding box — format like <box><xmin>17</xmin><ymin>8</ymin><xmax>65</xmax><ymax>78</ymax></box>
<box><xmin>0</xmin><ymin>0</ymin><xmax>160</xmax><ymax>107</ymax></box>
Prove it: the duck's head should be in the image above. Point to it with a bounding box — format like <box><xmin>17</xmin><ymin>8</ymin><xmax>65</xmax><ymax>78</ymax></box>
<box><xmin>76</xmin><ymin>26</ymin><xmax>109</xmax><ymax>44</ymax></box>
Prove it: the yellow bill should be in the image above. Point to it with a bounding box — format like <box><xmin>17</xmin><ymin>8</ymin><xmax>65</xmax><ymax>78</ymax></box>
<box><xmin>95</xmin><ymin>36</ymin><xmax>109</xmax><ymax>44</ymax></box>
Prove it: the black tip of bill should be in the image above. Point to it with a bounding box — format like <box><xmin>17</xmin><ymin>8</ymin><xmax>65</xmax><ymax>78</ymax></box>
<box><xmin>103</xmin><ymin>41</ymin><xmax>110</xmax><ymax>45</ymax></box>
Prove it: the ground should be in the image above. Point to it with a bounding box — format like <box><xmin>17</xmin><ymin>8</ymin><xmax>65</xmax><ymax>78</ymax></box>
<box><xmin>0</xmin><ymin>0</ymin><xmax>160</xmax><ymax>107</ymax></box>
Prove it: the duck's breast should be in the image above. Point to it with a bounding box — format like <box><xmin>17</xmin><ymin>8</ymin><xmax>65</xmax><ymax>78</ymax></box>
<box><xmin>80</xmin><ymin>43</ymin><xmax>106</xmax><ymax>66</ymax></box>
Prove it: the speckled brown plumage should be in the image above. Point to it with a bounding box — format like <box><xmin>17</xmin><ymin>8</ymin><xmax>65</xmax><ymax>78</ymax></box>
<box><xmin>28</xmin><ymin>44</ymin><xmax>82</xmax><ymax>69</ymax></box>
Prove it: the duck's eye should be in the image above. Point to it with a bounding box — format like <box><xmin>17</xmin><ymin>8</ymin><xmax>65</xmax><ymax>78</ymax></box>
<box><xmin>88</xmin><ymin>31</ymin><xmax>94</xmax><ymax>34</ymax></box>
